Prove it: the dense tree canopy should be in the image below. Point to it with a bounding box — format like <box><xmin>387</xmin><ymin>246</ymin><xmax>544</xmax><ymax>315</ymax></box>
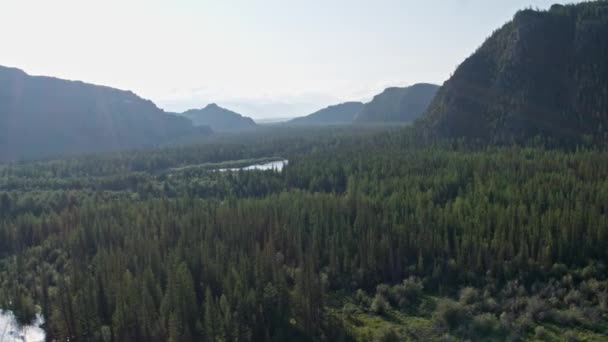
<box><xmin>1</xmin><ymin>126</ymin><xmax>607</xmax><ymax>341</ymax></box>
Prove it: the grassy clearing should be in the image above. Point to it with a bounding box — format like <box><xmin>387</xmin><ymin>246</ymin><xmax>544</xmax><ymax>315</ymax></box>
<box><xmin>327</xmin><ymin>294</ymin><xmax>436</xmax><ymax>341</ymax></box>
<box><xmin>527</xmin><ymin>323</ymin><xmax>608</xmax><ymax>342</ymax></box>
<box><xmin>327</xmin><ymin>293</ymin><xmax>608</xmax><ymax>341</ymax></box>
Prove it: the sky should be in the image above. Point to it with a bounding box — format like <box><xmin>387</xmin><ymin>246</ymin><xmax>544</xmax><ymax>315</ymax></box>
<box><xmin>0</xmin><ymin>0</ymin><xmax>582</xmax><ymax>119</ymax></box>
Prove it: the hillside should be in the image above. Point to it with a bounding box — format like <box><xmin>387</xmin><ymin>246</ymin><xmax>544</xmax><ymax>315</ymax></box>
<box><xmin>0</xmin><ymin>66</ymin><xmax>209</xmax><ymax>162</ymax></box>
<box><xmin>354</xmin><ymin>83</ymin><xmax>439</xmax><ymax>123</ymax></box>
<box><xmin>182</xmin><ymin>104</ymin><xmax>256</xmax><ymax>131</ymax></box>
<box><xmin>287</xmin><ymin>101</ymin><xmax>364</xmax><ymax>125</ymax></box>
<box><xmin>422</xmin><ymin>2</ymin><xmax>608</xmax><ymax>143</ymax></box>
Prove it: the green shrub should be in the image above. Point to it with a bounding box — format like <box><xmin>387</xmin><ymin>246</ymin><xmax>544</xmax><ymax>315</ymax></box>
<box><xmin>499</xmin><ymin>311</ymin><xmax>514</xmax><ymax>330</ymax></box>
<box><xmin>402</xmin><ymin>276</ymin><xmax>424</xmax><ymax>298</ymax></box>
<box><xmin>12</xmin><ymin>293</ymin><xmax>37</xmax><ymax>324</ymax></box>
<box><xmin>564</xmin><ymin>331</ymin><xmax>579</xmax><ymax>342</ymax></box>
<box><xmin>387</xmin><ymin>276</ymin><xmax>424</xmax><ymax>309</ymax></box>
<box><xmin>551</xmin><ymin>263</ymin><xmax>568</xmax><ymax>278</ymax></box>
<box><xmin>472</xmin><ymin>313</ymin><xmax>499</xmax><ymax>335</ymax></box>
<box><xmin>581</xmin><ymin>264</ymin><xmax>597</xmax><ymax>280</ymax></box>
<box><xmin>376</xmin><ymin>284</ymin><xmax>390</xmax><ymax>297</ymax></box>
<box><xmin>564</xmin><ymin>290</ymin><xmax>584</xmax><ymax>307</ymax></box>
<box><xmin>459</xmin><ymin>287</ymin><xmax>479</xmax><ymax>305</ymax></box>
<box><xmin>534</xmin><ymin>326</ymin><xmax>547</xmax><ymax>339</ymax></box>
<box><xmin>355</xmin><ymin>289</ymin><xmax>370</xmax><ymax>306</ymax></box>
<box><xmin>526</xmin><ymin>296</ymin><xmax>549</xmax><ymax>322</ymax></box>
<box><xmin>373</xmin><ymin>328</ymin><xmax>401</xmax><ymax>342</ymax></box>
<box><xmin>343</xmin><ymin>303</ymin><xmax>359</xmax><ymax>315</ymax></box>
<box><xmin>437</xmin><ymin>333</ymin><xmax>460</xmax><ymax>342</ymax></box>
<box><xmin>433</xmin><ymin>299</ymin><xmax>470</xmax><ymax>332</ymax></box>
<box><xmin>370</xmin><ymin>294</ymin><xmax>390</xmax><ymax>315</ymax></box>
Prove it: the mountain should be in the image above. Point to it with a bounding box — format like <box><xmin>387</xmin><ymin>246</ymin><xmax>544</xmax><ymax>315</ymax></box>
<box><xmin>0</xmin><ymin>66</ymin><xmax>210</xmax><ymax>162</ymax></box>
<box><xmin>354</xmin><ymin>83</ymin><xmax>439</xmax><ymax>123</ymax></box>
<box><xmin>422</xmin><ymin>2</ymin><xmax>608</xmax><ymax>143</ymax></box>
<box><xmin>287</xmin><ymin>102</ymin><xmax>364</xmax><ymax>125</ymax></box>
<box><xmin>182</xmin><ymin>104</ymin><xmax>256</xmax><ymax>131</ymax></box>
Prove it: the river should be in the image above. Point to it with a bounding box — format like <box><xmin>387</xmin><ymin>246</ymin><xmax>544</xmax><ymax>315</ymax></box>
<box><xmin>218</xmin><ymin>159</ymin><xmax>289</xmax><ymax>172</ymax></box>
<box><xmin>0</xmin><ymin>310</ymin><xmax>45</xmax><ymax>342</ymax></box>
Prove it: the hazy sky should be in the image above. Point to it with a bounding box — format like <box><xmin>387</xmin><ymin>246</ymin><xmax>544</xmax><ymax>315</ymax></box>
<box><xmin>1</xmin><ymin>0</ymin><xmax>581</xmax><ymax>118</ymax></box>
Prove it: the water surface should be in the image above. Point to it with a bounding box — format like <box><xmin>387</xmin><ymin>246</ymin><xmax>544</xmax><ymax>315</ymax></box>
<box><xmin>219</xmin><ymin>159</ymin><xmax>288</xmax><ymax>172</ymax></box>
<box><xmin>0</xmin><ymin>310</ymin><xmax>45</xmax><ymax>342</ymax></box>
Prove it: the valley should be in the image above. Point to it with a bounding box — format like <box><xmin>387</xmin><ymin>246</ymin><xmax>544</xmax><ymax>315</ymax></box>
<box><xmin>2</xmin><ymin>1</ymin><xmax>608</xmax><ymax>341</ymax></box>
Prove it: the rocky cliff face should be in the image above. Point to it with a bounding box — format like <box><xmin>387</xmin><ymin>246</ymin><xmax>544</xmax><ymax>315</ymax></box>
<box><xmin>422</xmin><ymin>2</ymin><xmax>608</xmax><ymax>143</ymax></box>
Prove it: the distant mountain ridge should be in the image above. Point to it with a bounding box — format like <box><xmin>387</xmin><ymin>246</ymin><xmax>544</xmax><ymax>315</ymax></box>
<box><xmin>354</xmin><ymin>83</ymin><xmax>439</xmax><ymax>123</ymax></box>
<box><xmin>286</xmin><ymin>102</ymin><xmax>364</xmax><ymax>125</ymax></box>
<box><xmin>286</xmin><ymin>84</ymin><xmax>438</xmax><ymax>126</ymax></box>
<box><xmin>422</xmin><ymin>2</ymin><xmax>608</xmax><ymax>143</ymax></box>
<box><xmin>0</xmin><ymin>66</ymin><xmax>210</xmax><ymax>162</ymax></box>
<box><xmin>181</xmin><ymin>104</ymin><xmax>256</xmax><ymax>131</ymax></box>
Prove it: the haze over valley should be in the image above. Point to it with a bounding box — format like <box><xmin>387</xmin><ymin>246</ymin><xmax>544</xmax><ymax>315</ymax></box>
<box><xmin>3</xmin><ymin>1</ymin><xmax>608</xmax><ymax>342</ymax></box>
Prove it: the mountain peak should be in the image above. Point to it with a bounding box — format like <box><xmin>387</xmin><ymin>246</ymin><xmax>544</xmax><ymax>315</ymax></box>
<box><xmin>182</xmin><ymin>104</ymin><xmax>256</xmax><ymax>131</ymax></box>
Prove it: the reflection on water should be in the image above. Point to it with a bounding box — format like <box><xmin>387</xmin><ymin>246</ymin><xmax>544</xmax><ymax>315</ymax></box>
<box><xmin>219</xmin><ymin>159</ymin><xmax>288</xmax><ymax>172</ymax></box>
<box><xmin>0</xmin><ymin>310</ymin><xmax>45</xmax><ymax>342</ymax></box>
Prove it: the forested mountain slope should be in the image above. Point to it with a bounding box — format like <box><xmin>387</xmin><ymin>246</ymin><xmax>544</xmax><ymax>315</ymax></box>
<box><xmin>181</xmin><ymin>103</ymin><xmax>256</xmax><ymax>131</ymax></box>
<box><xmin>0</xmin><ymin>66</ymin><xmax>210</xmax><ymax>162</ymax></box>
<box><xmin>423</xmin><ymin>2</ymin><xmax>608</xmax><ymax>143</ymax></box>
<box><xmin>287</xmin><ymin>102</ymin><xmax>364</xmax><ymax>125</ymax></box>
<box><xmin>354</xmin><ymin>83</ymin><xmax>438</xmax><ymax>123</ymax></box>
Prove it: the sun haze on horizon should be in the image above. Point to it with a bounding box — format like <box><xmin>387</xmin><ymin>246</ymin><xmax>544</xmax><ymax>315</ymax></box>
<box><xmin>0</xmin><ymin>0</ymin><xmax>581</xmax><ymax>119</ymax></box>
